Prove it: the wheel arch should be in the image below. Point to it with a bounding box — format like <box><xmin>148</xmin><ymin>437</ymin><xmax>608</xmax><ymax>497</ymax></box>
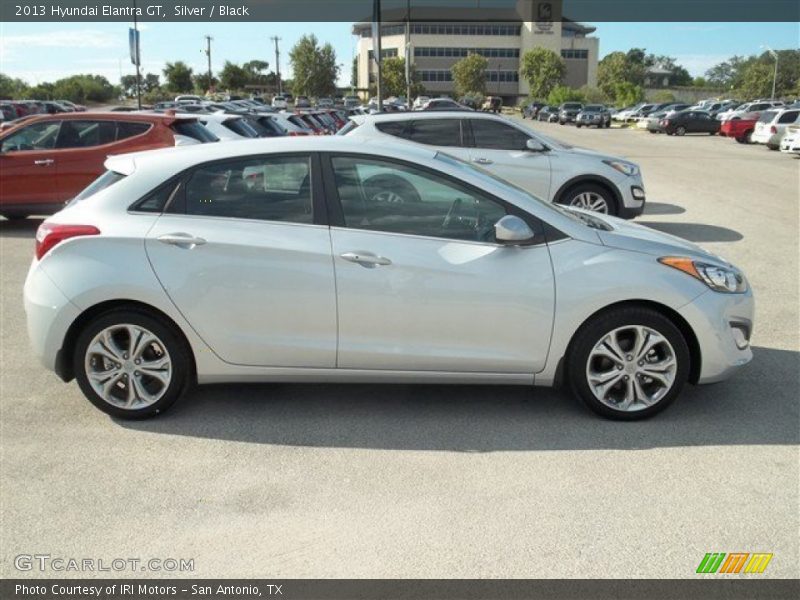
<box><xmin>555</xmin><ymin>299</ymin><xmax>702</xmax><ymax>386</ymax></box>
<box><xmin>553</xmin><ymin>175</ymin><xmax>623</xmax><ymax>215</ymax></box>
<box><xmin>55</xmin><ymin>299</ymin><xmax>197</xmax><ymax>384</ymax></box>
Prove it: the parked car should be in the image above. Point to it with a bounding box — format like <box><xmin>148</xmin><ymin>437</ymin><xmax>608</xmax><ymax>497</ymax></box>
<box><xmin>422</xmin><ymin>98</ymin><xmax>472</xmax><ymax>111</ymax></box>
<box><xmin>537</xmin><ymin>106</ymin><xmax>560</xmax><ymax>122</ymax></box>
<box><xmin>412</xmin><ymin>96</ymin><xmax>431</xmax><ymax>110</ymax></box>
<box><xmin>317</xmin><ymin>97</ymin><xmax>334</xmax><ymax>108</ymax></box>
<box><xmin>0</xmin><ymin>112</ymin><xmax>215</xmax><ymax>218</ymax></box>
<box><xmin>481</xmin><ymin>96</ymin><xmax>503</xmax><ymax>113</ymax></box>
<box><xmin>521</xmin><ymin>102</ymin><xmax>546</xmax><ymax>119</ymax></box>
<box><xmin>751</xmin><ymin>107</ymin><xmax>800</xmax><ymax>150</ymax></box>
<box><xmin>57</xmin><ymin>100</ymin><xmax>87</xmax><ymax>112</ymax></box>
<box><xmin>295</xmin><ymin>96</ymin><xmax>311</xmax><ymax>109</ymax></box>
<box><xmin>185</xmin><ymin>112</ymin><xmax>261</xmax><ymax>141</ymax></box>
<box><xmin>175</xmin><ymin>95</ymin><xmax>204</xmax><ymax>104</ymax></box>
<box><xmin>719</xmin><ymin>115</ymin><xmax>759</xmax><ymax>143</ymax></box>
<box><xmin>344</xmin><ymin>95</ymin><xmax>361</xmax><ymax>109</ymax></box>
<box><xmin>779</xmin><ymin>126</ymin><xmax>800</xmax><ymax>155</ymax></box>
<box><xmin>271</xmin><ymin>95</ymin><xmax>289</xmax><ymax>109</ymax></box>
<box><xmin>558</xmin><ymin>102</ymin><xmax>584</xmax><ymax>124</ymax></box>
<box><xmin>24</xmin><ymin>136</ymin><xmax>752</xmax><ymax>420</ymax></box>
<box><xmin>576</xmin><ymin>105</ymin><xmax>611</xmax><ymax>128</ymax></box>
<box><xmin>717</xmin><ymin>101</ymin><xmax>783</xmax><ymax>122</ymax></box>
<box><xmin>459</xmin><ymin>96</ymin><xmax>480</xmax><ymax>110</ymax></box>
<box><xmin>613</xmin><ymin>104</ymin><xmax>642</xmax><ymax>122</ymax></box>
<box><xmin>641</xmin><ymin>107</ymin><xmax>690</xmax><ymax>132</ymax></box>
<box><xmin>343</xmin><ymin>112</ymin><xmax>646</xmax><ymax>218</ymax></box>
<box><xmin>659</xmin><ymin>110</ymin><xmax>720</xmax><ymax>136</ymax></box>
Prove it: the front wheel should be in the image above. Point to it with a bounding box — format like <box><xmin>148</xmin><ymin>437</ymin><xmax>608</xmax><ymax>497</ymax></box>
<box><xmin>73</xmin><ymin>309</ymin><xmax>192</xmax><ymax>419</ymax></box>
<box><xmin>566</xmin><ymin>307</ymin><xmax>690</xmax><ymax>420</ymax></box>
<box><xmin>675</xmin><ymin>126</ymin><xmax>686</xmax><ymax>136</ymax></box>
<box><xmin>559</xmin><ymin>183</ymin><xmax>616</xmax><ymax>216</ymax></box>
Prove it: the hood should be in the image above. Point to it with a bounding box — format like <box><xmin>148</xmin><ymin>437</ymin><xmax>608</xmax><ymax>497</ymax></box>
<box><xmin>570</xmin><ymin>209</ymin><xmax>730</xmax><ymax>266</ymax></box>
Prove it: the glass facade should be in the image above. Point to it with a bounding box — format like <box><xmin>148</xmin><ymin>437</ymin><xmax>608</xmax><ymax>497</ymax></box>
<box><xmin>368</xmin><ymin>48</ymin><xmax>399</xmax><ymax>60</ymax></box>
<box><xmin>418</xmin><ymin>70</ymin><xmax>519</xmax><ymax>83</ymax></box>
<box><xmin>414</xmin><ymin>47</ymin><xmax>520</xmax><ymax>58</ymax></box>
<box><xmin>561</xmin><ymin>49</ymin><xmax>589</xmax><ymax>59</ymax></box>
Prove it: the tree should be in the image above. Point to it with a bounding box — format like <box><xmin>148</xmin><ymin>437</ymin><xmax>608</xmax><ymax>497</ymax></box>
<box><xmin>692</xmin><ymin>76</ymin><xmax>708</xmax><ymax>88</ymax></box>
<box><xmin>380</xmin><ymin>57</ymin><xmax>424</xmax><ymax>98</ymax></box>
<box><xmin>0</xmin><ymin>73</ymin><xmax>29</xmax><ymax>98</ymax></box>
<box><xmin>142</xmin><ymin>73</ymin><xmax>160</xmax><ymax>93</ymax></box>
<box><xmin>119</xmin><ymin>74</ymin><xmax>138</xmax><ymax>97</ymax></box>
<box><xmin>193</xmin><ymin>72</ymin><xmax>218</xmax><ymax>93</ymax></box>
<box><xmin>547</xmin><ymin>85</ymin><xmax>585</xmax><ymax>105</ymax></box>
<box><xmin>451</xmin><ymin>53</ymin><xmax>487</xmax><ymax>97</ymax></box>
<box><xmin>243</xmin><ymin>60</ymin><xmax>270</xmax><ymax>86</ymax></box>
<box><xmin>578</xmin><ymin>85</ymin><xmax>606</xmax><ymax>103</ymax></box>
<box><xmin>598</xmin><ymin>51</ymin><xmax>645</xmax><ymax>99</ymax></box>
<box><xmin>520</xmin><ymin>47</ymin><xmax>565</xmax><ymax>99</ymax></box>
<box><xmin>289</xmin><ymin>34</ymin><xmax>339</xmax><ymax>98</ymax></box>
<box><xmin>162</xmin><ymin>61</ymin><xmax>193</xmax><ymax>93</ymax></box>
<box><xmin>651</xmin><ymin>90</ymin><xmax>676</xmax><ymax>103</ymax></box>
<box><xmin>218</xmin><ymin>61</ymin><xmax>250</xmax><ymax>91</ymax></box>
<box><xmin>738</xmin><ymin>62</ymin><xmax>776</xmax><ymax>98</ymax></box>
<box><xmin>612</xmin><ymin>82</ymin><xmax>644</xmax><ymax>107</ymax></box>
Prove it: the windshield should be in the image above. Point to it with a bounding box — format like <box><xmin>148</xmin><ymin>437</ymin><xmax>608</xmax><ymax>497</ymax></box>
<box><xmin>562</xmin><ymin>103</ymin><xmax>582</xmax><ymax>110</ymax></box>
<box><xmin>583</xmin><ymin>105</ymin><xmax>603</xmax><ymax>111</ymax></box>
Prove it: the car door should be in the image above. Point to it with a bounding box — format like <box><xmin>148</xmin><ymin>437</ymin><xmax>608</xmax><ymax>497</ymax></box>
<box><xmin>54</xmin><ymin>119</ymin><xmax>118</xmax><ymax>201</ymax></box>
<box><xmin>0</xmin><ymin>120</ymin><xmax>62</xmax><ymax>209</ymax></box>
<box><xmin>465</xmin><ymin>118</ymin><xmax>552</xmax><ymax>199</ymax></box>
<box><xmin>145</xmin><ymin>153</ymin><xmax>338</xmax><ymax>368</ymax></box>
<box><xmin>324</xmin><ymin>153</ymin><xmax>555</xmax><ymax>374</ymax></box>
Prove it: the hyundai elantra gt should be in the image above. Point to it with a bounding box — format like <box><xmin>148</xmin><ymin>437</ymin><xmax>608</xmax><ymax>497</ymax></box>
<box><xmin>24</xmin><ymin>137</ymin><xmax>753</xmax><ymax>420</ymax></box>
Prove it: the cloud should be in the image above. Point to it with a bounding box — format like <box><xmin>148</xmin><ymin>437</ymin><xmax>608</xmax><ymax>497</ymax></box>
<box><xmin>1</xmin><ymin>30</ymin><xmax>122</xmax><ymax>62</ymax></box>
<box><xmin>672</xmin><ymin>54</ymin><xmax>732</xmax><ymax>77</ymax></box>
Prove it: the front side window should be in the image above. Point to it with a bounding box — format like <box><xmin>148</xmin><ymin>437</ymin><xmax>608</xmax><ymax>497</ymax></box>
<box><xmin>56</xmin><ymin>120</ymin><xmax>116</xmax><ymax>148</ymax></box>
<box><xmin>184</xmin><ymin>155</ymin><xmax>312</xmax><ymax>223</ymax></box>
<box><xmin>1</xmin><ymin>121</ymin><xmax>61</xmax><ymax>152</ymax></box>
<box><xmin>470</xmin><ymin>120</ymin><xmax>530</xmax><ymax>151</ymax></box>
<box><xmin>331</xmin><ymin>156</ymin><xmax>506</xmax><ymax>243</ymax></box>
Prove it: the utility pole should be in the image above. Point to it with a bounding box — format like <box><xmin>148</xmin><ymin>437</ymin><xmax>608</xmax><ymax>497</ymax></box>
<box><xmin>373</xmin><ymin>0</ymin><xmax>383</xmax><ymax>111</ymax></box>
<box><xmin>133</xmin><ymin>0</ymin><xmax>141</xmax><ymax>109</ymax></box>
<box><xmin>204</xmin><ymin>35</ymin><xmax>213</xmax><ymax>92</ymax></box>
<box><xmin>270</xmin><ymin>36</ymin><xmax>282</xmax><ymax>95</ymax></box>
<box><xmin>405</xmin><ymin>0</ymin><xmax>411</xmax><ymax>106</ymax></box>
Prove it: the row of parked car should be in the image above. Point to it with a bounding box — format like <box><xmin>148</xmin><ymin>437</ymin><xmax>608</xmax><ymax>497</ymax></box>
<box><xmin>0</xmin><ymin>99</ymin><xmax>87</xmax><ymax>121</ymax></box>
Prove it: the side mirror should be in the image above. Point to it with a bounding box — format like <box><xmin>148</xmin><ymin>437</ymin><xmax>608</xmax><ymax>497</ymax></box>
<box><xmin>495</xmin><ymin>215</ymin><xmax>535</xmax><ymax>244</ymax></box>
<box><xmin>526</xmin><ymin>138</ymin><xmax>546</xmax><ymax>152</ymax></box>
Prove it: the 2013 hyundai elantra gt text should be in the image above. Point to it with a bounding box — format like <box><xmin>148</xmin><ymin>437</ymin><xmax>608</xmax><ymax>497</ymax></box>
<box><xmin>24</xmin><ymin>137</ymin><xmax>753</xmax><ymax>420</ymax></box>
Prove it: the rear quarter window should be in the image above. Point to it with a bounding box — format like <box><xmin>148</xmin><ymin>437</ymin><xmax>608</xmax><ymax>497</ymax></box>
<box><xmin>116</xmin><ymin>121</ymin><xmax>151</xmax><ymax>140</ymax></box>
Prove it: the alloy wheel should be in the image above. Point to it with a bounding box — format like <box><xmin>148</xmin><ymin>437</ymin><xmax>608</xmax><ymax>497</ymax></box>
<box><xmin>569</xmin><ymin>191</ymin><xmax>610</xmax><ymax>213</ymax></box>
<box><xmin>84</xmin><ymin>324</ymin><xmax>172</xmax><ymax>410</ymax></box>
<box><xmin>585</xmin><ymin>325</ymin><xmax>677</xmax><ymax>412</ymax></box>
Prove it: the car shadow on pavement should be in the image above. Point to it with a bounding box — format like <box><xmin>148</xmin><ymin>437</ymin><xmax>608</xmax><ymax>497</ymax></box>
<box><xmin>643</xmin><ymin>202</ymin><xmax>686</xmax><ymax>216</ymax></box>
<box><xmin>119</xmin><ymin>346</ymin><xmax>799</xmax><ymax>452</ymax></box>
<box><xmin>643</xmin><ymin>221</ymin><xmax>743</xmax><ymax>243</ymax></box>
<box><xmin>0</xmin><ymin>218</ymin><xmax>43</xmax><ymax>238</ymax></box>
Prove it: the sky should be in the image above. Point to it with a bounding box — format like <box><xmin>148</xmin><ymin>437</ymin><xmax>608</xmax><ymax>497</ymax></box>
<box><xmin>1</xmin><ymin>21</ymin><xmax>797</xmax><ymax>87</ymax></box>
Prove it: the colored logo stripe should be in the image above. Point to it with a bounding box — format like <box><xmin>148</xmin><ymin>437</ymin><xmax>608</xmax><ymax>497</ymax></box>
<box><xmin>744</xmin><ymin>553</ymin><xmax>773</xmax><ymax>574</ymax></box>
<box><xmin>697</xmin><ymin>553</ymin><xmax>726</xmax><ymax>573</ymax></box>
<box><xmin>696</xmin><ymin>552</ymin><xmax>773</xmax><ymax>574</ymax></box>
<box><xmin>719</xmin><ymin>553</ymin><xmax>749</xmax><ymax>573</ymax></box>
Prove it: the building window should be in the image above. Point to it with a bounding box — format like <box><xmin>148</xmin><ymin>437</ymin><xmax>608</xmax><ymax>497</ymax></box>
<box><xmin>418</xmin><ymin>70</ymin><xmax>518</xmax><ymax>83</ymax></box>
<box><xmin>410</xmin><ymin>23</ymin><xmax>520</xmax><ymax>36</ymax></box>
<box><xmin>561</xmin><ymin>49</ymin><xmax>588</xmax><ymax>59</ymax></box>
<box><xmin>414</xmin><ymin>47</ymin><xmax>520</xmax><ymax>59</ymax></box>
<box><xmin>368</xmin><ymin>48</ymin><xmax>399</xmax><ymax>60</ymax></box>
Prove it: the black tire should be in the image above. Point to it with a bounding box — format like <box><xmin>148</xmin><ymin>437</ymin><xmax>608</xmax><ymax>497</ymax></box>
<box><xmin>73</xmin><ymin>308</ymin><xmax>192</xmax><ymax>419</ymax></box>
<box><xmin>649</xmin><ymin>130</ymin><xmax>656</xmax><ymax>134</ymax></box>
<box><xmin>558</xmin><ymin>182</ymin><xmax>618</xmax><ymax>216</ymax></box>
<box><xmin>576</xmin><ymin>124</ymin><xmax>582</xmax><ymax>128</ymax></box>
<box><xmin>566</xmin><ymin>306</ymin><xmax>690</xmax><ymax>420</ymax></box>
<box><xmin>363</xmin><ymin>174</ymin><xmax>421</xmax><ymax>204</ymax></box>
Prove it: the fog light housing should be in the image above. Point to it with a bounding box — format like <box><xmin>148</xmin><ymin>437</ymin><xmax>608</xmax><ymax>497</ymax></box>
<box><xmin>730</xmin><ymin>321</ymin><xmax>751</xmax><ymax>350</ymax></box>
<box><xmin>631</xmin><ymin>186</ymin><xmax>646</xmax><ymax>200</ymax></box>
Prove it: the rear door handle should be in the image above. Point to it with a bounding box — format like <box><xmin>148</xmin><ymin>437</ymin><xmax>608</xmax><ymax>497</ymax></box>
<box><xmin>157</xmin><ymin>233</ymin><xmax>207</xmax><ymax>249</ymax></box>
<box><xmin>472</xmin><ymin>157</ymin><xmax>493</xmax><ymax>165</ymax></box>
<box><xmin>340</xmin><ymin>251</ymin><xmax>392</xmax><ymax>268</ymax></box>
<box><xmin>34</xmin><ymin>159</ymin><xmax>54</xmax><ymax>166</ymax></box>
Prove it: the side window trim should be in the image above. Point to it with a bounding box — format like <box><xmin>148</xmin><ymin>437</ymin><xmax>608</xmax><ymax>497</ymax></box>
<box><xmin>319</xmin><ymin>151</ymin><xmax>544</xmax><ymax>244</ymax></box>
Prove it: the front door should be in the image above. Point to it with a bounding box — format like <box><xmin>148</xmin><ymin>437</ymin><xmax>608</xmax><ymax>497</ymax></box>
<box><xmin>0</xmin><ymin>120</ymin><xmax>62</xmax><ymax>211</ymax></box>
<box><xmin>325</xmin><ymin>154</ymin><xmax>555</xmax><ymax>374</ymax></box>
<box><xmin>465</xmin><ymin>118</ymin><xmax>552</xmax><ymax>200</ymax></box>
<box><xmin>145</xmin><ymin>153</ymin><xmax>337</xmax><ymax>367</ymax></box>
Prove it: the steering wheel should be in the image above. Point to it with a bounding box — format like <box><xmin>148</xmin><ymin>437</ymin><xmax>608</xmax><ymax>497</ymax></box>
<box><xmin>442</xmin><ymin>198</ymin><xmax>463</xmax><ymax>229</ymax></box>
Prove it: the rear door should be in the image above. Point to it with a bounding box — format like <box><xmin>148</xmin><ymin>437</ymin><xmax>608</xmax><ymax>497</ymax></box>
<box><xmin>465</xmin><ymin>118</ymin><xmax>551</xmax><ymax>199</ymax></box>
<box><xmin>54</xmin><ymin>119</ymin><xmax>118</xmax><ymax>201</ymax></box>
<box><xmin>145</xmin><ymin>153</ymin><xmax>337</xmax><ymax>367</ymax></box>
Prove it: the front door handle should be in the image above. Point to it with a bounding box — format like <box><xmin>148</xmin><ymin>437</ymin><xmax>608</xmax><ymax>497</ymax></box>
<box><xmin>157</xmin><ymin>233</ymin><xmax>207</xmax><ymax>249</ymax></box>
<box><xmin>472</xmin><ymin>157</ymin><xmax>493</xmax><ymax>165</ymax></box>
<box><xmin>34</xmin><ymin>159</ymin><xmax>55</xmax><ymax>166</ymax></box>
<box><xmin>340</xmin><ymin>251</ymin><xmax>392</xmax><ymax>268</ymax></box>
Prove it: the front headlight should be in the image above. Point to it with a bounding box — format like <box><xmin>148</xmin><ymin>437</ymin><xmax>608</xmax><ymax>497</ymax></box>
<box><xmin>602</xmin><ymin>159</ymin><xmax>639</xmax><ymax>176</ymax></box>
<box><xmin>659</xmin><ymin>257</ymin><xmax>747</xmax><ymax>293</ymax></box>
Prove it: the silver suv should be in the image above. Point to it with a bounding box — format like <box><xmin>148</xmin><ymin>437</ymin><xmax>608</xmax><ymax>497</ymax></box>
<box><xmin>343</xmin><ymin>112</ymin><xmax>646</xmax><ymax>218</ymax></box>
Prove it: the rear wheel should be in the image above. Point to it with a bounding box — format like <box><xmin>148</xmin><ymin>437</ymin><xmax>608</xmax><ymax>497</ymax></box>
<box><xmin>73</xmin><ymin>309</ymin><xmax>192</xmax><ymax>419</ymax></box>
<box><xmin>566</xmin><ymin>307</ymin><xmax>690</xmax><ymax>420</ymax></box>
<box><xmin>675</xmin><ymin>126</ymin><xmax>686</xmax><ymax>136</ymax></box>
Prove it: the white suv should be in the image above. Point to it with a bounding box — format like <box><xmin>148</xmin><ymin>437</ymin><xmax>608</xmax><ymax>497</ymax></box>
<box><xmin>751</xmin><ymin>107</ymin><xmax>800</xmax><ymax>149</ymax></box>
<box><xmin>342</xmin><ymin>111</ymin><xmax>646</xmax><ymax>218</ymax></box>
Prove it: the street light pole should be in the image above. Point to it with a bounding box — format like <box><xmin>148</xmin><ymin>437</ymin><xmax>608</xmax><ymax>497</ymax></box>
<box><xmin>271</xmin><ymin>36</ymin><xmax>282</xmax><ymax>95</ymax></box>
<box><xmin>762</xmin><ymin>44</ymin><xmax>779</xmax><ymax>99</ymax></box>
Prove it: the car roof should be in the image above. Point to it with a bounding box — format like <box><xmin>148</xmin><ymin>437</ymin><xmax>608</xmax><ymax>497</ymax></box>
<box><xmin>353</xmin><ymin>110</ymin><xmax>508</xmax><ymax>123</ymax></box>
<box><xmin>104</xmin><ymin>136</ymin><xmax>438</xmax><ymax>176</ymax></box>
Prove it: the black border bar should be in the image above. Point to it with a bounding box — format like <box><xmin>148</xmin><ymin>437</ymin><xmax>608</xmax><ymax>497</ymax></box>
<box><xmin>2</xmin><ymin>579</ymin><xmax>800</xmax><ymax>600</ymax></box>
<box><xmin>1</xmin><ymin>0</ymin><xmax>799</xmax><ymax>22</ymax></box>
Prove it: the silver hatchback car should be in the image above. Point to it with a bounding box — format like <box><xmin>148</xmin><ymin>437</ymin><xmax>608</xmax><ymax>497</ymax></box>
<box><xmin>24</xmin><ymin>137</ymin><xmax>753</xmax><ymax>420</ymax></box>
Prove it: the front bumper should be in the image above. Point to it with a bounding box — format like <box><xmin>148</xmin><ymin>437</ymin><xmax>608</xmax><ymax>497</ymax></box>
<box><xmin>678</xmin><ymin>287</ymin><xmax>755</xmax><ymax>384</ymax></box>
<box><xmin>615</xmin><ymin>173</ymin><xmax>647</xmax><ymax>219</ymax></box>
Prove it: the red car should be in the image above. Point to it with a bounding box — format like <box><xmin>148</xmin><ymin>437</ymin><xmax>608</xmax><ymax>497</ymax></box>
<box><xmin>719</xmin><ymin>115</ymin><xmax>759</xmax><ymax>144</ymax></box>
<box><xmin>0</xmin><ymin>112</ymin><xmax>212</xmax><ymax>218</ymax></box>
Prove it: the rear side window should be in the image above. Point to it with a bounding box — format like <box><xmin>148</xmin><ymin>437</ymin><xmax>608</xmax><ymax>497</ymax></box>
<box><xmin>407</xmin><ymin>119</ymin><xmax>461</xmax><ymax>146</ymax></box>
<box><xmin>222</xmin><ymin>118</ymin><xmax>259</xmax><ymax>138</ymax></box>
<box><xmin>56</xmin><ymin>120</ymin><xmax>116</xmax><ymax>148</ymax></box>
<box><xmin>336</xmin><ymin>120</ymin><xmax>359</xmax><ymax>136</ymax></box>
<box><xmin>170</xmin><ymin>121</ymin><xmax>219</xmax><ymax>143</ymax></box>
<box><xmin>183</xmin><ymin>155</ymin><xmax>312</xmax><ymax>223</ymax></box>
<box><xmin>133</xmin><ymin>180</ymin><xmax>181</xmax><ymax>212</ymax></box>
<box><xmin>116</xmin><ymin>121</ymin><xmax>151</xmax><ymax>140</ymax></box>
<box><xmin>375</xmin><ymin>121</ymin><xmax>408</xmax><ymax>137</ymax></box>
<box><xmin>71</xmin><ymin>170</ymin><xmax>126</xmax><ymax>203</ymax></box>
<box><xmin>778</xmin><ymin>111</ymin><xmax>799</xmax><ymax>124</ymax></box>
